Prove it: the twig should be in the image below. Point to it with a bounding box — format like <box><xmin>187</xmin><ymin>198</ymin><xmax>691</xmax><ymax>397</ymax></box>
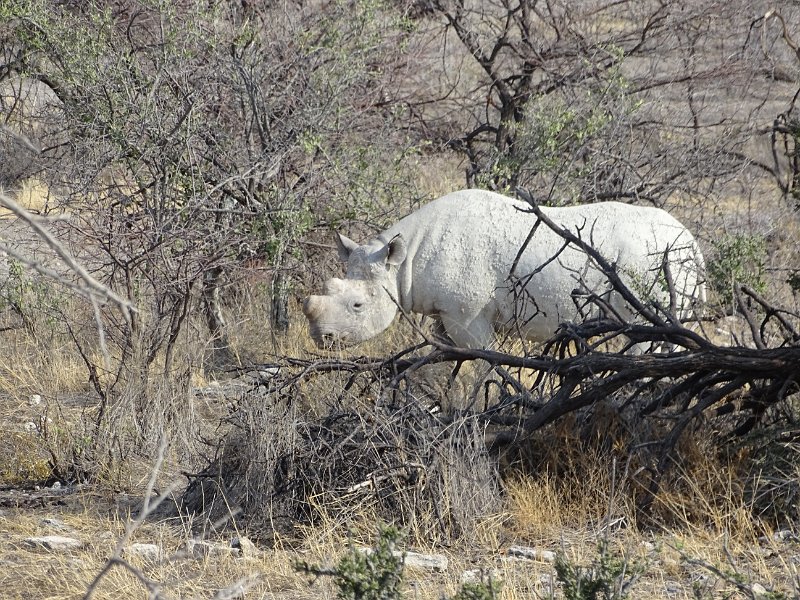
<box><xmin>515</xmin><ymin>186</ymin><xmax>669</xmax><ymax>328</ymax></box>
<box><xmin>739</xmin><ymin>284</ymin><xmax>800</xmax><ymax>343</ymax></box>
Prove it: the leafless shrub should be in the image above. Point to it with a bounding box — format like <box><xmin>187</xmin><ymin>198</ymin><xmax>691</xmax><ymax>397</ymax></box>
<box><xmin>0</xmin><ymin>0</ymin><xmax>434</xmax><ymax>488</ymax></box>
<box><xmin>1</xmin><ymin>0</ymin><xmax>425</xmax><ymax>375</ymax></box>
<box><xmin>181</xmin><ymin>363</ymin><xmax>501</xmax><ymax>544</ymax></box>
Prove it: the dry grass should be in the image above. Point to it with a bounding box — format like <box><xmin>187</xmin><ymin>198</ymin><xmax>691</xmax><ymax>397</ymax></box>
<box><xmin>1</xmin><ymin>320</ymin><xmax>798</xmax><ymax>598</ymax></box>
<box><xmin>415</xmin><ymin>154</ymin><xmax>467</xmax><ymax>201</ymax></box>
<box><xmin>0</xmin><ymin>504</ymin><xmax>322</xmax><ymax>599</ymax></box>
<box><xmin>503</xmin><ymin>448</ymin><xmax>799</xmax><ymax>598</ymax></box>
<box><xmin>0</xmin><ymin>330</ymin><xmax>90</xmax><ymax>398</ymax></box>
<box><xmin>506</xmin><ymin>467</ymin><xmax>620</xmax><ymax>541</ymax></box>
<box><xmin>0</xmin><ymin>178</ymin><xmax>52</xmax><ymax>216</ymax></box>
<box><xmin>4</xmin><ymin>448</ymin><xmax>796</xmax><ymax>600</ymax></box>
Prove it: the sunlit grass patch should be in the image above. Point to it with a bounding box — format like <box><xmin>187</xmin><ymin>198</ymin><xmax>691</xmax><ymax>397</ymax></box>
<box><xmin>0</xmin><ymin>178</ymin><xmax>53</xmax><ymax>217</ymax></box>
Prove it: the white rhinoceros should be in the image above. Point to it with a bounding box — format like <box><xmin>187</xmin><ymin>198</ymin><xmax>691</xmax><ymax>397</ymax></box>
<box><xmin>303</xmin><ymin>189</ymin><xmax>705</xmax><ymax>349</ymax></box>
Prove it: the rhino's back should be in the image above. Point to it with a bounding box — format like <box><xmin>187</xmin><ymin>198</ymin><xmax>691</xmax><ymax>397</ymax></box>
<box><xmin>385</xmin><ymin>189</ymin><xmax>691</xmax><ymax>270</ymax></box>
<box><xmin>382</xmin><ymin>190</ymin><xmax>700</xmax><ymax>326</ymax></box>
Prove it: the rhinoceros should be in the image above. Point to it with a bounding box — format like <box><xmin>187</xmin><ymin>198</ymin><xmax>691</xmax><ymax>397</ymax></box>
<box><xmin>303</xmin><ymin>189</ymin><xmax>705</xmax><ymax>349</ymax></box>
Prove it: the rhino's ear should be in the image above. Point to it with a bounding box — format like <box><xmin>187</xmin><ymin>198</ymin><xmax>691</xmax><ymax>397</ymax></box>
<box><xmin>385</xmin><ymin>234</ymin><xmax>407</xmax><ymax>267</ymax></box>
<box><xmin>335</xmin><ymin>232</ymin><xmax>359</xmax><ymax>263</ymax></box>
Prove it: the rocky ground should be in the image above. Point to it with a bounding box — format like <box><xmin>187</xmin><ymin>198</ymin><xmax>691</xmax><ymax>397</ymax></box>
<box><xmin>0</xmin><ymin>481</ymin><xmax>798</xmax><ymax>599</ymax></box>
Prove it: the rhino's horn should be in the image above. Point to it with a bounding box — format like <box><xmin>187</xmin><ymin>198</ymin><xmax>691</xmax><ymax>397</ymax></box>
<box><xmin>303</xmin><ymin>296</ymin><xmax>322</xmax><ymax>320</ymax></box>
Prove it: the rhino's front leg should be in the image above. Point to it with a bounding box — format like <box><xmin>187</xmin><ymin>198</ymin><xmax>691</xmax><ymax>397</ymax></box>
<box><xmin>440</xmin><ymin>309</ymin><xmax>496</xmax><ymax>349</ymax></box>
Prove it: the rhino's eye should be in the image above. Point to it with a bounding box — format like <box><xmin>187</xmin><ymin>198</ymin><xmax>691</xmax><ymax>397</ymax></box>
<box><xmin>352</xmin><ymin>302</ymin><xmax>364</xmax><ymax>312</ymax></box>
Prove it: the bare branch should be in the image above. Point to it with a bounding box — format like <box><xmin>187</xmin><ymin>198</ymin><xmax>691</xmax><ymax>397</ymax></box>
<box><xmin>0</xmin><ymin>193</ymin><xmax>134</xmax><ymax>317</ymax></box>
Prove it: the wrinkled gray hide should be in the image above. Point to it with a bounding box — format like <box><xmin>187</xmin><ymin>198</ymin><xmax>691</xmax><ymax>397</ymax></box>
<box><xmin>303</xmin><ymin>189</ymin><xmax>705</xmax><ymax>349</ymax></box>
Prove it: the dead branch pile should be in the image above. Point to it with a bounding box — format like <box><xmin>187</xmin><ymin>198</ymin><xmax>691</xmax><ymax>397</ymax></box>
<box><xmin>181</xmin><ymin>365</ymin><xmax>501</xmax><ymax>541</ymax></box>
<box><xmin>181</xmin><ymin>307</ymin><xmax>800</xmax><ymax>534</ymax></box>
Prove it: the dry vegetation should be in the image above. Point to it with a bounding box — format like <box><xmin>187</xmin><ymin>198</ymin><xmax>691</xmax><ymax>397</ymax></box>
<box><xmin>1</xmin><ymin>0</ymin><xmax>800</xmax><ymax>598</ymax></box>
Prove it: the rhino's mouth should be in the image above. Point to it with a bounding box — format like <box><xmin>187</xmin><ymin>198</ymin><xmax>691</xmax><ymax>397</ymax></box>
<box><xmin>315</xmin><ymin>333</ymin><xmax>344</xmax><ymax>349</ymax></box>
<box><xmin>308</xmin><ymin>325</ymin><xmax>359</xmax><ymax>349</ymax></box>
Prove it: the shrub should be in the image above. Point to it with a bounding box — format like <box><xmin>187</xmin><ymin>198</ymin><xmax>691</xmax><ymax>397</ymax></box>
<box><xmin>555</xmin><ymin>539</ymin><xmax>642</xmax><ymax>600</ymax></box>
<box><xmin>182</xmin><ymin>378</ymin><xmax>502</xmax><ymax>544</ymax></box>
<box><xmin>296</xmin><ymin>524</ymin><xmax>500</xmax><ymax>600</ymax></box>
<box><xmin>707</xmin><ymin>233</ymin><xmax>767</xmax><ymax>303</ymax></box>
<box><xmin>296</xmin><ymin>525</ymin><xmax>405</xmax><ymax>600</ymax></box>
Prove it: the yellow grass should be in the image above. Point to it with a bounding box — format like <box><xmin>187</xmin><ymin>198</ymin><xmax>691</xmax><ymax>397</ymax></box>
<box><xmin>0</xmin><ymin>483</ymin><xmax>787</xmax><ymax>600</ymax></box>
<box><xmin>0</xmin><ymin>179</ymin><xmax>52</xmax><ymax>217</ymax></box>
<box><xmin>0</xmin><ymin>334</ymin><xmax>90</xmax><ymax>397</ymax></box>
<box><xmin>0</xmin><ymin>505</ymin><xmax>324</xmax><ymax>599</ymax></box>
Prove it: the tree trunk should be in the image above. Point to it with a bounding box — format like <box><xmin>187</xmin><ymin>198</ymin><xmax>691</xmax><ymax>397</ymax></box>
<box><xmin>270</xmin><ymin>270</ymin><xmax>290</xmax><ymax>334</ymax></box>
<box><xmin>202</xmin><ymin>266</ymin><xmax>234</xmax><ymax>368</ymax></box>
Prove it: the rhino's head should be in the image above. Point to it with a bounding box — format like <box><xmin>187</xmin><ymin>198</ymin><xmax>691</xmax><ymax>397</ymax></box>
<box><xmin>303</xmin><ymin>232</ymin><xmax>407</xmax><ymax>348</ymax></box>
